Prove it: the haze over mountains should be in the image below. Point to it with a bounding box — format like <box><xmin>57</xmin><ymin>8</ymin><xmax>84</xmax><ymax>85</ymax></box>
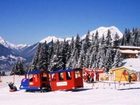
<box><xmin>0</xmin><ymin>26</ymin><xmax>123</xmax><ymax>71</ymax></box>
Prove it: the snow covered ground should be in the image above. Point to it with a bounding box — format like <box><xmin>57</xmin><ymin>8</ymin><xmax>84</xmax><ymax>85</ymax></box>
<box><xmin>0</xmin><ymin>76</ymin><xmax>140</xmax><ymax>105</ymax></box>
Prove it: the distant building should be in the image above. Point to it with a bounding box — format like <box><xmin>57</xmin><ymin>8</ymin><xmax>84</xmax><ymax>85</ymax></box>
<box><xmin>114</xmin><ymin>46</ymin><xmax>140</xmax><ymax>58</ymax></box>
<box><xmin>109</xmin><ymin>66</ymin><xmax>137</xmax><ymax>82</ymax></box>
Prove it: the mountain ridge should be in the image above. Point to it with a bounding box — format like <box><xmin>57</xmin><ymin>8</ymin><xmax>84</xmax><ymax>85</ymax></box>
<box><xmin>40</xmin><ymin>26</ymin><xmax>123</xmax><ymax>43</ymax></box>
<box><xmin>82</xmin><ymin>26</ymin><xmax>123</xmax><ymax>40</ymax></box>
<box><xmin>0</xmin><ymin>26</ymin><xmax>123</xmax><ymax>47</ymax></box>
<box><xmin>0</xmin><ymin>36</ymin><xmax>29</xmax><ymax>50</ymax></box>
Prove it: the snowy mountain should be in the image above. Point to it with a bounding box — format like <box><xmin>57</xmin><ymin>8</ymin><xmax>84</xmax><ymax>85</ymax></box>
<box><xmin>0</xmin><ymin>36</ymin><xmax>28</xmax><ymax>50</ymax></box>
<box><xmin>16</xmin><ymin>44</ymin><xmax>29</xmax><ymax>49</ymax></box>
<box><xmin>0</xmin><ymin>36</ymin><xmax>28</xmax><ymax>71</ymax></box>
<box><xmin>19</xmin><ymin>43</ymin><xmax>38</xmax><ymax>62</ymax></box>
<box><xmin>0</xmin><ymin>44</ymin><xmax>25</xmax><ymax>71</ymax></box>
<box><xmin>40</xmin><ymin>36</ymin><xmax>63</xmax><ymax>43</ymax></box>
<box><xmin>40</xmin><ymin>26</ymin><xmax>123</xmax><ymax>43</ymax></box>
<box><xmin>40</xmin><ymin>36</ymin><xmax>74</xmax><ymax>44</ymax></box>
<box><xmin>82</xmin><ymin>26</ymin><xmax>123</xmax><ymax>40</ymax></box>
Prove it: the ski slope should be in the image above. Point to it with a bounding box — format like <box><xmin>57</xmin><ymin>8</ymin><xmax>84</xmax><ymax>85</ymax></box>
<box><xmin>0</xmin><ymin>76</ymin><xmax>140</xmax><ymax>105</ymax></box>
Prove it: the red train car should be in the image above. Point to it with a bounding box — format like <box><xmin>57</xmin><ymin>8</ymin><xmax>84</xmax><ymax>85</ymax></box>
<box><xmin>20</xmin><ymin>70</ymin><xmax>51</xmax><ymax>91</ymax></box>
<box><xmin>20</xmin><ymin>68</ymin><xmax>83</xmax><ymax>91</ymax></box>
<box><xmin>50</xmin><ymin>68</ymin><xmax>83</xmax><ymax>91</ymax></box>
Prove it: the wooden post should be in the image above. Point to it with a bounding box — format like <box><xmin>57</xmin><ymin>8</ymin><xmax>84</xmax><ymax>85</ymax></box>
<box><xmin>113</xmin><ymin>71</ymin><xmax>117</xmax><ymax>89</ymax></box>
<box><xmin>114</xmin><ymin>81</ymin><xmax>116</xmax><ymax>89</ymax></box>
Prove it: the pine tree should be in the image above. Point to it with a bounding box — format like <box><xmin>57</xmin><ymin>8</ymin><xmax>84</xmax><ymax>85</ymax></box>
<box><xmin>0</xmin><ymin>71</ymin><xmax>6</xmax><ymax>76</ymax></box>
<box><xmin>32</xmin><ymin>43</ymin><xmax>41</xmax><ymax>70</ymax></box>
<box><xmin>66</xmin><ymin>37</ymin><xmax>75</xmax><ymax>68</ymax></box>
<box><xmin>134</xmin><ymin>28</ymin><xmax>139</xmax><ymax>46</ymax></box>
<box><xmin>49</xmin><ymin>40</ymin><xmax>54</xmax><ymax>59</ymax></box>
<box><xmin>97</xmin><ymin>37</ymin><xmax>107</xmax><ymax>68</ymax></box>
<box><xmin>47</xmin><ymin>40</ymin><xmax>55</xmax><ymax>70</ymax></box>
<box><xmin>89</xmin><ymin>31</ymin><xmax>99</xmax><ymax>68</ymax></box>
<box><xmin>125</xmin><ymin>29</ymin><xmax>131</xmax><ymax>45</ymax></box>
<box><xmin>51</xmin><ymin>40</ymin><xmax>64</xmax><ymax>71</ymax></box>
<box><xmin>83</xmin><ymin>31</ymin><xmax>91</xmax><ymax>53</ymax></box>
<box><xmin>121</xmin><ymin>34</ymin><xmax>126</xmax><ymax>45</ymax></box>
<box><xmin>104</xmin><ymin>47</ymin><xmax>114</xmax><ymax>70</ymax></box>
<box><xmin>31</xmin><ymin>42</ymin><xmax>50</xmax><ymax>71</ymax></box>
<box><xmin>10</xmin><ymin>60</ymin><xmax>25</xmax><ymax>75</ymax></box>
<box><xmin>62</xmin><ymin>40</ymin><xmax>69</xmax><ymax>69</ymax></box>
<box><xmin>69</xmin><ymin>37</ymin><xmax>74</xmax><ymax>59</ymax></box>
<box><xmin>101</xmin><ymin>35</ymin><xmax>105</xmax><ymax>45</ymax></box>
<box><xmin>137</xmin><ymin>29</ymin><xmax>140</xmax><ymax>46</ymax></box>
<box><xmin>38</xmin><ymin>42</ymin><xmax>49</xmax><ymax>71</ymax></box>
<box><xmin>94</xmin><ymin>31</ymin><xmax>99</xmax><ymax>45</ymax></box>
<box><xmin>113</xmin><ymin>50</ymin><xmax>123</xmax><ymax>68</ymax></box>
<box><xmin>75</xmin><ymin>34</ymin><xmax>82</xmax><ymax>64</ymax></box>
<box><xmin>113</xmin><ymin>33</ymin><xmax>120</xmax><ymax>46</ymax></box>
<box><xmin>106</xmin><ymin>30</ymin><xmax>112</xmax><ymax>46</ymax></box>
<box><xmin>129</xmin><ymin>29</ymin><xmax>135</xmax><ymax>45</ymax></box>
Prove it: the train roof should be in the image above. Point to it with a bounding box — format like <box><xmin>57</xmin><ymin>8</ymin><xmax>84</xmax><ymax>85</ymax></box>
<box><xmin>26</xmin><ymin>70</ymin><xmax>41</xmax><ymax>74</ymax></box>
<box><xmin>26</xmin><ymin>68</ymin><xmax>82</xmax><ymax>74</ymax></box>
<box><xmin>50</xmin><ymin>68</ymin><xmax>82</xmax><ymax>74</ymax></box>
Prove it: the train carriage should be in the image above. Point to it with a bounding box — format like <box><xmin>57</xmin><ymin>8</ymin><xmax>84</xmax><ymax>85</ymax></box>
<box><xmin>20</xmin><ymin>68</ymin><xmax>83</xmax><ymax>91</ymax></box>
<box><xmin>50</xmin><ymin>68</ymin><xmax>83</xmax><ymax>91</ymax></box>
<box><xmin>20</xmin><ymin>70</ymin><xmax>50</xmax><ymax>91</ymax></box>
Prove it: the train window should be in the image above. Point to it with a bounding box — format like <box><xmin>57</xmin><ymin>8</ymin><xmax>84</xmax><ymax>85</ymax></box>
<box><xmin>59</xmin><ymin>72</ymin><xmax>64</xmax><ymax>81</ymax></box>
<box><xmin>29</xmin><ymin>78</ymin><xmax>33</xmax><ymax>82</ymax></box>
<box><xmin>75</xmin><ymin>71</ymin><xmax>81</xmax><ymax>78</ymax></box>
<box><xmin>66</xmin><ymin>72</ymin><xmax>71</xmax><ymax>80</ymax></box>
<box><xmin>51</xmin><ymin>74</ymin><xmax>56</xmax><ymax>81</ymax></box>
<box><xmin>42</xmin><ymin>77</ymin><xmax>47</xmax><ymax>81</ymax></box>
<box><xmin>29</xmin><ymin>74</ymin><xmax>33</xmax><ymax>82</ymax></box>
<box><xmin>42</xmin><ymin>73</ymin><xmax>47</xmax><ymax>77</ymax></box>
<box><xmin>42</xmin><ymin>73</ymin><xmax>47</xmax><ymax>81</ymax></box>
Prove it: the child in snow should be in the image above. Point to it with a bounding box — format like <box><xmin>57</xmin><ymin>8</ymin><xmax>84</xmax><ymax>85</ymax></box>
<box><xmin>8</xmin><ymin>82</ymin><xmax>17</xmax><ymax>92</ymax></box>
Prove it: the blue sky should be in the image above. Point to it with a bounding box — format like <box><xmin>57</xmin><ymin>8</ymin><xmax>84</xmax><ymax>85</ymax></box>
<box><xmin>0</xmin><ymin>0</ymin><xmax>140</xmax><ymax>44</ymax></box>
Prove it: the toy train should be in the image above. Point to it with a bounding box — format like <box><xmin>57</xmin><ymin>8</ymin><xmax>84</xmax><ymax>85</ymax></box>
<box><xmin>20</xmin><ymin>68</ymin><xmax>83</xmax><ymax>91</ymax></box>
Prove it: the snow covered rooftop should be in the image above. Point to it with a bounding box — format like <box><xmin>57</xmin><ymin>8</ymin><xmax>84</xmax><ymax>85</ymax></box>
<box><xmin>119</xmin><ymin>50</ymin><xmax>140</xmax><ymax>54</ymax></box>
<box><xmin>123</xmin><ymin>58</ymin><xmax>140</xmax><ymax>72</ymax></box>
<box><xmin>119</xmin><ymin>46</ymin><xmax>140</xmax><ymax>50</ymax></box>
